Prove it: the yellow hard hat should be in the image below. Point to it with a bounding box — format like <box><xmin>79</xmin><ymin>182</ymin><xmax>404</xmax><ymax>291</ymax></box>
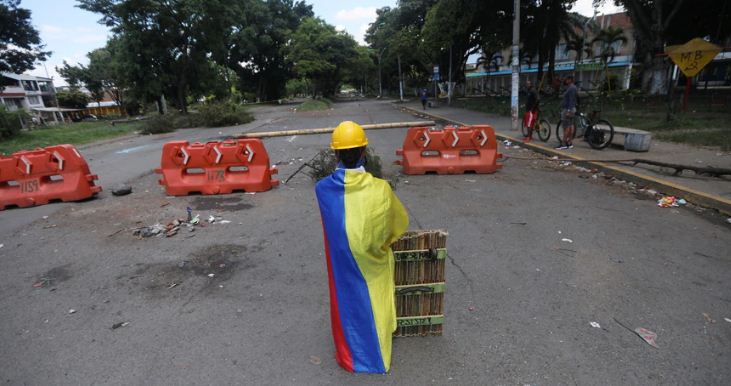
<box><xmin>330</xmin><ymin>121</ymin><xmax>368</xmax><ymax>150</ymax></box>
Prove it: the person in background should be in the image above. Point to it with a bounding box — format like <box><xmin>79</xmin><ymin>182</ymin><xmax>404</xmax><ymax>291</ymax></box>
<box><xmin>557</xmin><ymin>75</ymin><xmax>577</xmax><ymax>150</ymax></box>
<box><xmin>420</xmin><ymin>88</ymin><xmax>428</xmax><ymax>110</ymax></box>
<box><xmin>522</xmin><ymin>80</ymin><xmax>539</xmax><ymax>143</ymax></box>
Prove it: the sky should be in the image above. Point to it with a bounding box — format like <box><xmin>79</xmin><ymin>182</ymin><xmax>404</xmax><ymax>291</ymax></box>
<box><xmin>21</xmin><ymin>0</ymin><xmax>623</xmax><ymax>85</ymax></box>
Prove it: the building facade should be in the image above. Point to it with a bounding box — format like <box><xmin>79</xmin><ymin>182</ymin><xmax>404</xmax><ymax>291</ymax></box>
<box><xmin>0</xmin><ymin>72</ymin><xmax>57</xmax><ymax>112</ymax></box>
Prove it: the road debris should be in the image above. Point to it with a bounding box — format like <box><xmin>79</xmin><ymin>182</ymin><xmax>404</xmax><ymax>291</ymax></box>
<box><xmin>111</xmin><ymin>185</ymin><xmax>133</xmax><ymax>196</ymax></box>
<box><xmin>207</xmin><ymin>273</ymin><xmax>215</xmax><ymax>278</ymax></box>
<box><xmin>614</xmin><ymin>318</ymin><xmax>659</xmax><ymax>348</ymax></box>
<box><xmin>561</xmin><ymin>238</ymin><xmax>573</xmax><ymax>243</ymax></box>
<box><xmin>590</xmin><ymin>321</ymin><xmax>601</xmax><ymax>328</ymax></box>
<box><xmin>309</xmin><ymin>355</ymin><xmax>322</xmax><ymax>365</ymax></box>
<box><xmin>502</xmin><ymin>140</ymin><xmax>512</xmax><ymax>147</ymax></box>
<box><xmin>112</xmin><ymin>321</ymin><xmax>130</xmax><ymax>329</ymax></box>
<box><xmin>724</xmin><ymin>317</ymin><xmax>731</xmax><ymax>323</ymax></box>
<box><xmin>703</xmin><ymin>312</ymin><xmax>716</xmax><ymax>323</ymax></box>
<box><xmin>0</xmin><ymin>243</ymin><xmax>3</xmax><ymax>249</ymax></box>
<box><xmin>657</xmin><ymin>196</ymin><xmax>686</xmax><ymax>208</ymax></box>
<box><xmin>68</xmin><ymin>309</ymin><xmax>77</xmax><ymax>314</ymax></box>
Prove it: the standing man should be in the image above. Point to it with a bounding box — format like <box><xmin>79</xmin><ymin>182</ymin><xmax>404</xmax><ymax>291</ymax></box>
<box><xmin>522</xmin><ymin>80</ymin><xmax>539</xmax><ymax>143</ymax></box>
<box><xmin>420</xmin><ymin>88</ymin><xmax>428</xmax><ymax>110</ymax></box>
<box><xmin>557</xmin><ymin>75</ymin><xmax>578</xmax><ymax>150</ymax></box>
<box><xmin>315</xmin><ymin>121</ymin><xmax>409</xmax><ymax>374</ymax></box>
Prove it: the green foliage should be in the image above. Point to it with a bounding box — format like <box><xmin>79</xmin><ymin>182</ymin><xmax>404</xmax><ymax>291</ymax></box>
<box><xmin>0</xmin><ymin>0</ymin><xmax>50</xmax><ymax>75</ymax></box>
<box><xmin>286</xmin><ymin>78</ymin><xmax>311</xmax><ymax>97</ymax></box>
<box><xmin>141</xmin><ymin>102</ymin><xmax>253</xmax><ymax>134</ymax></box>
<box><xmin>191</xmin><ymin>102</ymin><xmax>253</xmax><ymax>127</ymax></box>
<box><xmin>0</xmin><ymin>105</ymin><xmax>27</xmax><ymax>139</ymax></box>
<box><xmin>309</xmin><ymin>147</ymin><xmax>384</xmax><ymax>181</ymax></box>
<box><xmin>56</xmin><ymin>90</ymin><xmax>90</xmax><ymax>109</ymax></box>
<box><xmin>297</xmin><ymin>98</ymin><xmax>330</xmax><ymax>112</ymax></box>
<box><xmin>0</xmin><ymin>120</ymin><xmax>142</xmax><ymax>155</ymax></box>
<box><xmin>287</xmin><ymin>17</ymin><xmax>360</xmax><ymax>97</ymax></box>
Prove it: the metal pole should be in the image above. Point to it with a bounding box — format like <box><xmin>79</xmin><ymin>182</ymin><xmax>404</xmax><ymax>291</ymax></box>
<box><xmin>398</xmin><ymin>54</ymin><xmax>404</xmax><ymax>101</ymax></box>
<box><xmin>510</xmin><ymin>0</ymin><xmax>520</xmax><ymax>130</ymax></box>
<box><xmin>448</xmin><ymin>44</ymin><xmax>453</xmax><ymax>105</ymax></box>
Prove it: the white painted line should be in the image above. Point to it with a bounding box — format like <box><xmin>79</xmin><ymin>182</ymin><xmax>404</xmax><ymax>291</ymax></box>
<box><xmin>52</xmin><ymin>151</ymin><xmax>64</xmax><ymax>170</ymax></box>
<box><xmin>115</xmin><ymin>144</ymin><xmax>155</xmax><ymax>154</ymax></box>
<box><xmin>480</xmin><ymin>130</ymin><xmax>488</xmax><ymax>147</ymax></box>
<box><xmin>246</xmin><ymin>144</ymin><xmax>254</xmax><ymax>162</ymax></box>
<box><xmin>213</xmin><ymin>146</ymin><xmax>222</xmax><ymax>164</ymax></box>
<box><xmin>20</xmin><ymin>156</ymin><xmax>31</xmax><ymax>174</ymax></box>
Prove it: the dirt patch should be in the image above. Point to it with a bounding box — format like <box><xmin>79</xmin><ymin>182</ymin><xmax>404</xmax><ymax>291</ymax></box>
<box><xmin>190</xmin><ymin>196</ymin><xmax>253</xmax><ymax>212</ymax></box>
<box><xmin>33</xmin><ymin>265</ymin><xmax>72</xmax><ymax>288</ymax></box>
<box><xmin>119</xmin><ymin>244</ymin><xmax>257</xmax><ymax>295</ymax></box>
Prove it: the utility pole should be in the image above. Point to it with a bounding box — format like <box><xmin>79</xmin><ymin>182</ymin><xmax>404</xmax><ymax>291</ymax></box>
<box><xmin>448</xmin><ymin>44</ymin><xmax>453</xmax><ymax>105</ymax></box>
<box><xmin>378</xmin><ymin>47</ymin><xmax>386</xmax><ymax>98</ymax></box>
<box><xmin>510</xmin><ymin>0</ymin><xmax>520</xmax><ymax>130</ymax></box>
<box><xmin>398</xmin><ymin>54</ymin><xmax>404</xmax><ymax>101</ymax></box>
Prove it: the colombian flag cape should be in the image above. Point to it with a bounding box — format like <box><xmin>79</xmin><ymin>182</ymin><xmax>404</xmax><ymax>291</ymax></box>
<box><xmin>315</xmin><ymin>167</ymin><xmax>409</xmax><ymax>373</ymax></box>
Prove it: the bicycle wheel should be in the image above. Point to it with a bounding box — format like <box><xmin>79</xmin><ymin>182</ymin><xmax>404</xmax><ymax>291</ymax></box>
<box><xmin>587</xmin><ymin>119</ymin><xmax>614</xmax><ymax>150</ymax></box>
<box><xmin>537</xmin><ymin>119</ymin><xmax>551</xmax><ymax>142</ymax></box>
<box><xmin>555</xmin><ymin>120</ymin><xmax>575</xmax><ymax>144</ymax></box>
<box><xmin>521</xmin><ymin>118</ymin><xmax>529</xmax><ymax>138</ymax></box>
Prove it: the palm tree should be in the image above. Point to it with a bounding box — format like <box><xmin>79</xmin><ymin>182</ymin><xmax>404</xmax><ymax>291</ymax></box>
<box><xmin>592</xmin><ymin>26</ymin><xmax>628</xmax><ymax>91</ymax></box>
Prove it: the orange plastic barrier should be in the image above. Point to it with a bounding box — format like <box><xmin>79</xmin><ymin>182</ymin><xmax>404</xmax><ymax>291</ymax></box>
<box><xmin>396</xmin><ymin>125</ymin><xmax>502</xmax><ymax>175</ymax></box>
<box><xmin>0</xmin><ymin>145</ymin><xmax>101</xmax><ymax>210</ymax></box>
<box><xmin>155</xmin><ymin>139</ymin><xmax>279</xmax><ymax>196</ymax></box>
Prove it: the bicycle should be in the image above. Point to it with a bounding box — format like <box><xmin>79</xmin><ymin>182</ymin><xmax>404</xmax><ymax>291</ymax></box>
<box><xmin>555</xmin><ymin>110</ymin><xmax>614</xmax><ymax>150</ymax></box>
<box><xmin>520</xmin><ymin>109</ymin><xmax>552</xmax><ymax>142</ymax></box>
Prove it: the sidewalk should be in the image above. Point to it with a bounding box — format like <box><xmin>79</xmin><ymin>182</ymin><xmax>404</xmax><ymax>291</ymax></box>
<box><xmin>398</xmin><ymin>101</ymin><xmax>731</xmax><ymax>214</ymax></box>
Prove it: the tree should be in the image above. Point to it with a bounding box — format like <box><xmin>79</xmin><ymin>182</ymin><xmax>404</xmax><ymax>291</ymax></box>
<box><xmin>0</xmin><ymin>0</ymin><xmax>49</xmax><ymax>77</ymax></box>
<box><xmin>224</xmin><ymin>0</ymin><xmax>313</xmax><ymax>101</ymax></box>
<box><xmin>287</xmin><ymin>18</ymin><xmax>359</xmax><ymax>97</ymax></box>
<box><xmin>56</xmin><ymin>89</ymin><xmax>90</xmax><ymax>109</ymax></box>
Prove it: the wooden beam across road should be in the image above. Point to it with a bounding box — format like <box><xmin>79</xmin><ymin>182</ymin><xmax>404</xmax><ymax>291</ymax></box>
<box><xmin>237</xmin><ymin>121</ymin><xmax>436</xmax><ymax>139</ymax></box>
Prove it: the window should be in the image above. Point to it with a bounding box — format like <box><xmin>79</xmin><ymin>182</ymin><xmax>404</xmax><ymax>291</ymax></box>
<box><xmin>556</xmin><ymin>43</ymin><xmax>569</xmax><ymax>60</ymax></box>
<box><xmin>27</xmin><ymin>95</ymin><xmax>41</xmax><ymax>105</ymax></box>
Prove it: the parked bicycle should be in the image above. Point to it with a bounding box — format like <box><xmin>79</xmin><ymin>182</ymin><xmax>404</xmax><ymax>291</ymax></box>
<box><xmin>555</xmin><ymin>110</ymin><xmax>615</xmax><ymax>150</ymax></box>
<box><xmin>520</xmin><ymin>109</ymin><xmax>552</xmax><ymax>142</ymax></box>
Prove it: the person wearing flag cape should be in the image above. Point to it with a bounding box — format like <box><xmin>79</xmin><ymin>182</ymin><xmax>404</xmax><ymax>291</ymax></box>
<box><xmin>315</xmin><ymin>121</ymin><xmax>409</xmax><ymax>373</ymax></box>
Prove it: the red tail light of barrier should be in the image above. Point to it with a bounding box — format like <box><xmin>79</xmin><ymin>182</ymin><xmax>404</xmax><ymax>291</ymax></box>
<box><xmin>0</xmin><ymin>145</ymin><xmax>101</xmax><ymax>210</ymax></box>
<box><xmin>155</xmin><ymin>139</ymin><xmax>279</xmax><ymax>196</ymax></box>
<box><xmin>395</xmin><ymin>125</ymin><xmax>502</xmax><ymax>175</ymax></box>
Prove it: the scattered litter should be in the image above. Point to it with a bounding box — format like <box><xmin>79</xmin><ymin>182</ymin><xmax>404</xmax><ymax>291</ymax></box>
<box><xmin>468</xmin><ymin>306</ymin><xmax>475</xmax><ymax>312</ymax></box>
<box><xmin>219</xmin><ymin>220</ymin><xmax>231</xmax><ymax>224</ymax></box>
<box><xmin>590</xmin><ymin>321</ymin><xmax>601</xmax><ymax>328</ymax></box>
<box><xmin>42</xmin><ymin>215</ymin><xmax>49</xmax><ymax>219</ymax></box>
<box><xmin>657</xmin><ymin>196</ymin><xmax>683</xmax><ymax>208</ymax></box>
<box><xmin>245</xmin><ymin>192</ymin><xmax>256</xmax><ymax>195</ymax></box>
<box><xmin>112</xmin><ymin>321</ymin><xmax>130</xmax><ymax>330</ymax></box>
<box><xmin>561</xmin><ymin>238</ymin><xmax>573</xmax><ymax>243</ymax></box>
<box><xmin>558</xmin><ymin>230</ymin><xmax>562</xmax><ymax>234</ymax></box>
<box><xmin>726</xmin><ymin>218</ymin><xmax>731</xmax><ymax>224</ymax></box>
<box><xmin>559</xmin><ymin>161</ymin><xmax>572</xmax><ymax>166</ymax></box>
<box><xmin>190</xmin><ymin>214</ymin><xmax>200</xmax><ymax>225</ymax></box>
<box><xmin>724</xmin><ymin>318</ymin><xmax>731</xmax><ymax>323</ymax></box>
<box><xmin>207</xmin><ymin>273</ymin><xmax>215</xmax><ymax>278</ymax></box>
<box><xmin>575</xmin><ymin>166</ymin><xmax>591</xmax><ymax>173</ymax></box>
<box><xmin>68</xmin><ymin>309</ymin><xmax>77</xmax><ymax>314</ymax></box>
<box><xmin>111</xmin><ymin>185</ymin><xmax>133</xmax><ymax>196</ymax></box>
<box><xmin>309</xmin><ymin>355</ymin><xmax>321</xmax><ymax>365</ymax></box>
<box><xmin>465</xmin><ymin>179</ymin><xmax>477</xmax><ymax>183</ymax></box>
<box><xmin>502</xmin><ymin>140</ymin><xmax>513</xmax><ymax>146</ymax></box>
<box><xmin>0</xmin><ymin>243</ymin><xmax>3</xmax><ymax>249</ymax></box>
<box><xmin>551</xmin><ymin>156</ymin><xmax>559</xmax><ymax>160</ymax></box>
<box><xmin>160</xmin><ymin>202</ymin><xmax>170</xmax><ymax>208</ymax></box>
<box><xmin>207</xmin><ymin>215</ymin><xmax>216</xmax><ymax>223</ymax></box>
<box><xmin>133</xmin><ymin>223</ymin><xmax>166</xmax><ymax>238</ymax></box>
<box><xmin>614</xmin><ymin>318</ymin><xmax>659</xmax><ymax>348</ymax></box>
<box><xmin>218</xmin><ymin>285</ymin><xmax>224</xmax><ymax>288</ymax></box>
<box><xmin>168</xmin><ymin>283</ymin><xmax>178</xmax><ymax>289</ymax></box>
<box><xmin>703</xmin><ymin>312</ymin><xmax>716</xmax><ymax>323</ymax></box>
<box><xmin>512</xmin><ymin>145</ymin><xmax>521</xmax><ymax>149</ymax></box>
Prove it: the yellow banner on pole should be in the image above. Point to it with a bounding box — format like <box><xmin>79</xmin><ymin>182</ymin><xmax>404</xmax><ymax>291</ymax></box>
<box><xmin>665</xmin><ymin>38</ymin><xmax>722</xmax><ymax>77</ymax></box>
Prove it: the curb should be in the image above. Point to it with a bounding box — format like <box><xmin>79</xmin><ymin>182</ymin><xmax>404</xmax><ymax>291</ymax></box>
<box><xmin>396</xmin><ymin>104</ymin><xmax>731</xmax><ymax>216</ymax></box>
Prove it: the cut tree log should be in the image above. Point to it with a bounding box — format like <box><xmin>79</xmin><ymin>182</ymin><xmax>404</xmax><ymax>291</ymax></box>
<box><xmin>237</xmin><ymin>121</ymin><xmax>435</xmax><ymax>139</ymax></box>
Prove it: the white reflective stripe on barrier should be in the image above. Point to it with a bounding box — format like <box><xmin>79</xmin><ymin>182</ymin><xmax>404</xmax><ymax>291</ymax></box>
<box><xmin>480</xmin><ymin>129</ymin><xmax>488</xmax><ymax>147</ymax></box>
<box><xmin>20</xmin><ymin>156</ymin><xmax>31</xmax><ymax>174</ymax></box>
<box><xmin>423</xmin><ymin>131</ymin><xmax>431</xmax><ymax>148</ymax></box>
<box><xmin>245</xmin><ymin>144</ymin><xmax>254</xmax><ymax>163</ymax></box>
<box><xmin>213</xmin><ymin>146</ymin><xmax>223</xmax><ymax>164</ymax></box>
<box><xmin>181</xmin><ymin>148</ymin><xmax>190</xmax><ymax>165</ymax></box>
<box><xmin>451</xmin><ymin>131</ymin><xmax>459</xmax><ymax>147</ymax></box>
<box><xmin>52</xmin><ymin>151</ymin><xmax>65</xmax><ymax>171</ymax></box>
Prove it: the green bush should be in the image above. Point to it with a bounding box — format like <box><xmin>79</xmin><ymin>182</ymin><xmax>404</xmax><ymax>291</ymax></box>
<box><xmin>56</xmin><ymin>90</ymin><xmax>90</xmax><ymax>109</ymax></box>
<box><xmin>191</xmin><ymin>102</ymin><xmax>253</xmax><ymax>127</ymax></box>
<box><xmin>309</xmin><ymin>147</ymin><xmax>383</xmax><ymax>181</ymax></box>
<box><xmin>141</xmin><ymin>113</ymin><xmax>187</xmax><ymax>134</ymax></box>
<box><xmin>0</xmin><ymin>106</ymin><xmax>28</xmax><ymax>139</ymax></box>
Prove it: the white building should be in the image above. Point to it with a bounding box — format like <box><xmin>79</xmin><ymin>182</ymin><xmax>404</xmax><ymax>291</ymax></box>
<box><xmin>0</xmin><ymin>72</ymin><xmax>71</xmax><ymax>124</ymax></box>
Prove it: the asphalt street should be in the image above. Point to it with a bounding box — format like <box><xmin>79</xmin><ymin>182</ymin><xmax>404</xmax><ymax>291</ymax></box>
<box><xmin>1</xmin><ymin>100</ymin><xmax>729</xmax><ymax>385</ymax></box>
